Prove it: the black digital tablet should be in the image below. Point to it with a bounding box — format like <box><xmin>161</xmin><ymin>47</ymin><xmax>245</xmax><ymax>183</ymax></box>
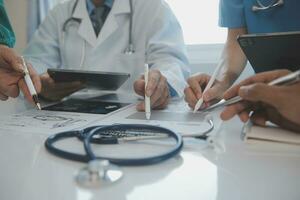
<box><xmin>237</xmin><ymin>31</ymin><xmax>300</xmax><ymax>73</ymax></box>
<box><xmin>47</xmin><ymin>68</ymin><xmax>130</xmax><ymax>91</ymax></box>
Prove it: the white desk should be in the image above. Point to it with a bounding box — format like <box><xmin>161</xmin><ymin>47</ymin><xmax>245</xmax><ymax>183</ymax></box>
<box><xmin>0</xmin><ymin>103</ymin><xmax>300</xmax><ymax>200</ymax></box>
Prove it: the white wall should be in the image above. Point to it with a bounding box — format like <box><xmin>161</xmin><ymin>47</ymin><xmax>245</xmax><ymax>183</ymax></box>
<box><xmin>5</xmin><ymin>0</ymin><xmax>28</xmax><ymax>53</ymax></box>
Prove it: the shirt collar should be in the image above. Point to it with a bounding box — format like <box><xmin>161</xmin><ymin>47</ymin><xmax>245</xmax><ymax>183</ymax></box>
<box><xmin>86</xmin><ymin>0</ymin><xmax>114</xmax><ymax>15</ymax></box>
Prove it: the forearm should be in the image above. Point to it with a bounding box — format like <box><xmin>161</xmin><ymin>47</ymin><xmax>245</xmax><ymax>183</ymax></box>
<box><xmin>217</xmin><ymin>28</ymin><xmax>248</xmax><ymax>88</ymax></box>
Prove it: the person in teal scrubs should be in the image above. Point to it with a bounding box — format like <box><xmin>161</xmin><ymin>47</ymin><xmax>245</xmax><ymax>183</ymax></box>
<box><xmin>0</xmin><ymin>0</ymin><xmax>41</xmax><ymax>102</ymax></box>
<box><xmin>185</xmin><ymin>0</ymin><xmax>300</xmax><ymax>109</ymax></box>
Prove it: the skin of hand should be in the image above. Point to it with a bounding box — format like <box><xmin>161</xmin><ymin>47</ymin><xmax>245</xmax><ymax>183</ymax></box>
<box><xmin>0</xmin><ymin>45</ymin><xmax>41</xmax><ymax>102</ymax></box>
<box><xmin>40</xmin><ymin>73</ymin><xmax>85</xmax><ymax>101</ymax></box>
<box><xmin>184</xmin><ymin>73</ymin><xmax>227</xmax><ymax>109</ymax></box>
<box><xmin>221</xmin><ymin>70</ymin><xmax>300</xmax><ymax>132</ymax></box>
<box><xmin>134</xmin><ymin>69</ymin><xmax>170</xmax><ymax>111</ymax></box>
<box><xmin>184</xmin><ymin>28</ymin><xmax>248</xmax><ymax>110</ymax></box>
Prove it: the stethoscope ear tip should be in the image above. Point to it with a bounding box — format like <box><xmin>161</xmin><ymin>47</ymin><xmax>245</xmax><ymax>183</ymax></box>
<box><xmin>75</xmin><ymin>159</ymin><xmax>123</xmax><ymax>188</ymax></box>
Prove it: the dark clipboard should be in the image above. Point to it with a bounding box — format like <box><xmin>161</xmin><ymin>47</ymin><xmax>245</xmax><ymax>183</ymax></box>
<box><xmin>47</xmin><ymin>68</ymin><xmax>130</xmax><ymax>91</ymax></box>
<box><xmin>237</xmin><ymin>31</ymin><xmax>300</xmax><ymax>73</ymax></box>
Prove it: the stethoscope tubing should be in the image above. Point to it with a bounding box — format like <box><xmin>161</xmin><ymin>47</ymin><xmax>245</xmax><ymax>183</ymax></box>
<box><xmin>83</xmin><ymin>124</ymin><xmax>183</xmax><ymax>166</ymax></box>
<box><xmin>45</xmin><ymin>124</ymin><xmax>184</xmax><ymax>166</ymax></box>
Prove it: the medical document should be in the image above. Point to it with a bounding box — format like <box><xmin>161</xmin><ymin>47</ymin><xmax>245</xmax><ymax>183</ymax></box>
<box><xmin>0</xmin><ymin>110</ymin><xmax>105</xmax><ymax>135</ymax></box>
<box><xmin>91</xmin><ymin>101</ymin><xmax>219</xmax><ymax>137</ymax></box>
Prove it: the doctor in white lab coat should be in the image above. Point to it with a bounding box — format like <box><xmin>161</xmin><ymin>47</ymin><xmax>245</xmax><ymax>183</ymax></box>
<box><xmin>24</xmin><ymin>0</ymin><xmax>190</xmax><ymax>110</ymax></box>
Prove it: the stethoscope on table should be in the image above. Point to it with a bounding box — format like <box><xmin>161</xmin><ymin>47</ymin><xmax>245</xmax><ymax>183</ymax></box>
<box><xmin>252</xmin><ymin>0</ymin><xmax>284</xmax><ymax>12</ymax></box>
<box><xmin>45</xmin><ymin>117</ymin><xmax>214</xmax><ymax>187</ymax></box>
<box><xmin>61</xmin><ymin>0</ymin><xmax>135</xmax><ymax>67</ymax></box>
<box><xmin>45</xmin><ymin>124</ymin><xmax>184</xmax><ymax>187</ymax></box>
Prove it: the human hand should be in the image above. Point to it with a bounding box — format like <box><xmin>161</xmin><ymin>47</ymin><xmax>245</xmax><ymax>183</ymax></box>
<box><xmin>221</xmin><ymin>70</ymin><xmax>300</xmax><ymax>132</ymax></box>
<box><xmin>40</xmin><ymin>73</ymin><xmax>85</xmax><ymax>101</ymax></box>
<box><xmin>134</xmin><ymin>69</ymin><xmax>170</xmax><ymax>110</ymax></box>
<box><xmin>184</xmin><ymin>73</ymin><xmax>229</xmax><ymax>110</ymax></box>
<box><xmin>0</xmin><ymin>45</ymin><xmax>41</xmax><ymax>102</ymax></box>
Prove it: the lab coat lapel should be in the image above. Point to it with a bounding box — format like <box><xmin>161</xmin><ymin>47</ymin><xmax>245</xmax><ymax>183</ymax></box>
<box><xmin>96</xmin><ymin>0</ymin><xmax>131</xmax><ymax>46</ymax></box>
<box><xmin>73</xmin><ymin>0</ymin><xmax>97</xmax><ymax>47</ymax></box>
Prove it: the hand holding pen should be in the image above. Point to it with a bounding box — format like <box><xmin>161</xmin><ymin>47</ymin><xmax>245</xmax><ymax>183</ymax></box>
<box><xmin>134</xmin><ymin>64</ymin><xmax>170</xmax><ymax>113</ymax></box>
<box><xmin>220</xmin><ymin>69</ymin><xmax>300</xmax><ymax>132</ymax></box>
<box><xmin>0</xmin><ymin>45</ymin><xmax>41</xmax><ymax>103</ymax></box>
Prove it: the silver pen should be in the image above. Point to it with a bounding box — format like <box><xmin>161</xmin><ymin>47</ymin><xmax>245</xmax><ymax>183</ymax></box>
<box><xmin>201</xmin><ymin>69</ymin><xmax>300</xmax><ymax>112</ymax></box>
<box><xmin>21</xmin><ymin>56</ymin><xmax>41</xmax><ymax>110</ymax></box>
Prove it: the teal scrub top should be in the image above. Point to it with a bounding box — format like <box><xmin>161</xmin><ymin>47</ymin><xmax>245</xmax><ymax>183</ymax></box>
<box><xmin>0</xmin><ymin>0</ymin><xmax>15</xmax><ymax>47</ymax></box>
<box><xmin>219</xmin><ymin>0</ymin><xmax>300</xmax><ymax>33</ymax></box>
<box><xmin>219</xmin><ymin>0</ymin><xmax>300</xmax><ymax>73</ymax></box>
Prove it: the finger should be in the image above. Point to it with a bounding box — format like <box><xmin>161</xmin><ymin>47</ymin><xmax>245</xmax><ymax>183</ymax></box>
<box><xmin>240</xmin><ymin>70</ymin><xmax>291</xmax><ymax>85</ymax></box>
<box><xmin>203</xmin><ymin>85</ymin><xmax>223</xmax><ymax>102</ymax></box>
<box><xmin>238</xmin><ymin>110</ymin><xmax>251</xmax><ymax>123</ymax></box>
<box><xmin>223</xmin><ymin>70</ymin><xmax>291</xmax><ymax>100</ymax></box>
<box><xmin>150</xmin><ymin>76</ymin><xmax>167</xmax><ymax>107</ymax></box>
<box><xmin>0</xmin><ymin>92</ymin><xmax>8</xmax><ymax>101</ymax></box>
<box><xmin>239</xmin><ymin>84</ymin><xmax>285</xmax><ymax>109</ymax></box>
<box><xmin>155</xmin><ymin>93</ymin><xmax>170</xmax><ymax>110</ymax></box>
<box><xmin>184</xmin><ymin>87</ymin><xmax>198</xmax><ymax>108</ymax></box>
<box><xmin>134</xmin><ymin>79</ymin><xmax>145</xmax><ymax>96</ymax></box>
<box><xmin>220</xmin><ymin>101</ymin><xmax>249</xmax><ymax>121</ymax></box>
<box><xmin>187</xmin><ymin>74</ymin><xmax>210</xmax><ymax>99</ymax></box>
<box><xmin>146</xmin><ymin>70</ymin><xmax>160</xmax><ymax>97</ymax></box>
<box><xmin>0</xmin><ymin>76</ymin><xmax>22</xmax><ymax>98</ymax></box>
<box><xmin>152</xmin><ymin>86</ymin><xmax>169</xmax><ymax>109</ymax></box>
<box><xmin>223</xmin><ymin>84</ymin><xmax>240</xmax><ymax>100</ymax></box>
<box><xmin>0</xmin><ymin>46</ymin><xmax>24</xmax><ymax>72</ymax></box>
<box><xmin>250</xmin><ymin>112</ymin><xmax>267</xmax><ymax>126</ymax></box>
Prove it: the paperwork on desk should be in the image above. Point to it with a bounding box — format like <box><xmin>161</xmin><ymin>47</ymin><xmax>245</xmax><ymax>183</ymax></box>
<box><xmin>91</xmin><ymin>101</ymin><xmax>217</xmax><ymax>137</ymax></box>
<box><xmin>0</xmin><ymin>110</ymin><xmax>104</xmax><ymax>135</ymax></box>
<box><xmin>242</xmin><ymin>123</ymin><xmax>300</xmax><ymax>145</ymax></box>
<box><xmin>0</xmin><ymin>100</ymin><xmax>219</xmax><ymax>137</ymax></box>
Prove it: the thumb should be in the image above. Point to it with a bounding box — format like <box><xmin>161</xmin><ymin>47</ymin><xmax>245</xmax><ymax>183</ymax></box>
<box><xmin>239</xmin><ymin>83</ymin><xmax>284</xmax><ymax>108</ymax></box>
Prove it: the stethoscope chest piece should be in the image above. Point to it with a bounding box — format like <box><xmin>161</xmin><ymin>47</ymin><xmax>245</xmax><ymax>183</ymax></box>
<box><xmin>75</xmin><ymin>159</ymin><xmax>123</xmax><ymax>187</ymax></box>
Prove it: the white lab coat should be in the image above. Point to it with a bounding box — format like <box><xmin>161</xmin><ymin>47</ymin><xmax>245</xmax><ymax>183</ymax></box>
<box><xmin>24</xmin><ymin>0</ymin><xmax>190</xmax><ymax>97</ymax></box>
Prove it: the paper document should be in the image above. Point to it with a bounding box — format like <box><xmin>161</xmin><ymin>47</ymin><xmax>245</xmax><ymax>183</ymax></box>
<box><xmin>92</xmin><ymin>101</ymin><xmax>219</xmax><ymax>137</ymax></box>
<box><xmin>0</xmin><ymin>110</ymin><xmax>105</xmax><ymax>135</ymax></box>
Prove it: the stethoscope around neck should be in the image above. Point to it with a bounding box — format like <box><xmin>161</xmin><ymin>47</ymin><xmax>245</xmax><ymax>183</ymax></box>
<box><xmin>252</xmin><ymin>0</ymin><xmax>284</xmax><ymax>12</ymax></box>
<box><xmin>61</xmin><ymin>0</ymin><xmax>135</xmax><ymax>67</ymax></box>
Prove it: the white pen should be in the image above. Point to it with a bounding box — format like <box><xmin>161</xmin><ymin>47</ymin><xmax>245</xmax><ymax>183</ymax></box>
<box><xmin>144</xmin><ymin>64</ymin><xmax>151</xmax><ymax>120</ymax></box>
<box><xmin>193</xmin><ymin>62</ymin><xmax>223</xmax><ymax>112</ymax></box>
<box><xmin>21</xmin><ymin>56</ymin><xmax>41</xmax><ymax>110</ymax></box>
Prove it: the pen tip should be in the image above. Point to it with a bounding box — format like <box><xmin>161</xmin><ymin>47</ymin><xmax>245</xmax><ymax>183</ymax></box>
<box><xmin>36</xmin><ymin>103</ymin><xmax>42</xmax><ymax>110</ymax></box>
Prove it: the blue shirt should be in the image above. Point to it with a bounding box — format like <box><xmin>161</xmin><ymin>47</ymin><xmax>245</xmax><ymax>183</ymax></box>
<box><xmin>219</xmin><ymin>0</ymin><xmax>300</xmax><ymax>34</ymax></box>
<box><xmin>86</xmin><ymin>0</ymin><xmax>114</xmax><ymax>15</ymax></box>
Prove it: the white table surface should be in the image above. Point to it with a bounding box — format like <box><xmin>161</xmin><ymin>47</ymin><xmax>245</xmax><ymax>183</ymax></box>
<box><xmin>0</xmin><ymin>103</ymin><xmax>300</xmax><ymax>200</ymax></box>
